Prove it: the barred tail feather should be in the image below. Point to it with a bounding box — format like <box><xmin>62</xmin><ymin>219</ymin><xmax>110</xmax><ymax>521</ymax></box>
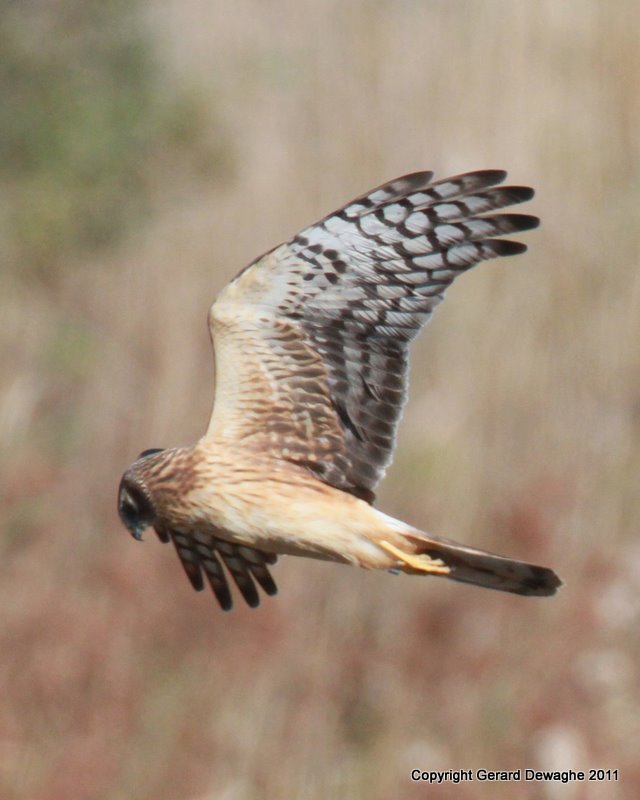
<box><xmin>385</xmin><ymin>531</ymin><xmax>561</xmax><ymax>597</ymax></box>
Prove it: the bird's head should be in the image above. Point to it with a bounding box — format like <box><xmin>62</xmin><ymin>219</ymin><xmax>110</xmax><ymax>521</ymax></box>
<box><xmin>117</xmin><ymin>448</ymin><xmax>165</xmax><ymax>541</ymax></box>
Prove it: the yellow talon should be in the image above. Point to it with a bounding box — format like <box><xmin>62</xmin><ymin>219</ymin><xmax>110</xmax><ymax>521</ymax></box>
<box><xmin>379</xmin><ymin>540</ymin><xmax>451</xmax><ymax>575</ymax></box>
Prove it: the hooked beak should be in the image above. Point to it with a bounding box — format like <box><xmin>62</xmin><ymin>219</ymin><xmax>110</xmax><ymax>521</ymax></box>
<box><xmin>129</xmin><ymin>524</ymin><xmax>145</xmax><ymax>542</ymax></box>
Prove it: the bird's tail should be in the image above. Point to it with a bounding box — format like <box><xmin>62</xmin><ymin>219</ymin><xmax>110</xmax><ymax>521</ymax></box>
<box><xmin>378</xmin><ymin>529</ymin><xmax>561</xmax><ymax>597</ymax></box>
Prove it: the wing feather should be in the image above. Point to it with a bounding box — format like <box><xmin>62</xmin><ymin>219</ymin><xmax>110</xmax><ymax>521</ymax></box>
<box><xmin>206</xmin><ymin>170</ymin><xmax>538</xmax><ymax>502</ymax></box>
<box><xmin>156</xmin><ymin>526</ymin><xmax>278</xmax><ymax>611</ymax></box>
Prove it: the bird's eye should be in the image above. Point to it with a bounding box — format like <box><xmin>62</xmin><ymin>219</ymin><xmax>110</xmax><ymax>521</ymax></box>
<box><xmin>119</xmin><ymin>487</ymin><xmax>140</xmax><ymax>518</ymax></box>
<box><xmin>120</xmin><ymin>495</ymin><xmax>138</xmax><ymax>518</ymax></box>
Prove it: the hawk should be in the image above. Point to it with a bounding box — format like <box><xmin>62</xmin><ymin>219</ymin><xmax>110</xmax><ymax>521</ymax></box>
<box><xmin>118</xmin><ymin>169</ymin><xmax>561</xmax><ymax>611</ymax></box>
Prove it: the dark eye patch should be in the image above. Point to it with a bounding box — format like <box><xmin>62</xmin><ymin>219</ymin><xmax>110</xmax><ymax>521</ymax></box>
<box><xmin>119</xmin><ymin>481</ymin><xmax>155</xmax><ymax>523</ymax></box>
<box><xmin>121</xmin><ymin>496</ymin><xmax>138</xmax><ymax>516</ymax></box>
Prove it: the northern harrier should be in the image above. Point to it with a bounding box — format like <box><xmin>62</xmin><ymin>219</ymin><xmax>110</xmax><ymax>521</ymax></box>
<box><xmin>118</xmin><ymin>170</ymin><xmax>561</xmax><ymax>610</ymax></box>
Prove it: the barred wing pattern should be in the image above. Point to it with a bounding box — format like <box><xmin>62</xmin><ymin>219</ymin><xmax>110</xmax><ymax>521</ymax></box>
<box><xmin>207</xmin><ymin>170</ymin><xmax>538</xmax><ymax>503</ymax></box>
<box><xmin>154</xmin><ymin>525</ymin><xmax>278</xmax><ymax>611</ymax></box>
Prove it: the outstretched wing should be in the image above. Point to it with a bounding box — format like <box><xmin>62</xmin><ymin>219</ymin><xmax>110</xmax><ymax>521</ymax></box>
<box><xmin>206</xmin><ymin>170</ymin><xmax>538</xmax><ymax>503</ymax></box>
<box><xmin>154</xmin><ymin>526</ymin><xmax>278</xmax><ymax>611</ymax></box>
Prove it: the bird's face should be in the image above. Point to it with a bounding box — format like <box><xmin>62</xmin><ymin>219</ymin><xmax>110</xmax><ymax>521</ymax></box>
<box><xmin>117</xmin><ymin>448</ymin><xmax>165</xmax><ymax>540</ymax></box>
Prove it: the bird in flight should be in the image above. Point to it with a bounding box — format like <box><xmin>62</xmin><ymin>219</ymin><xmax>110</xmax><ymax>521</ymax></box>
<box><xmin>118</xmin><ymin>169</ymin><xmax>561</xmax><ymax>611</ymax></box>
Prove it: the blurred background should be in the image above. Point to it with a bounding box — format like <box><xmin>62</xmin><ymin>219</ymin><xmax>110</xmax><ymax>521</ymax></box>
<box><xmin>1</xmin><ymin>0</ymin><xmax>639</xmax><ymax>798</ymax></box>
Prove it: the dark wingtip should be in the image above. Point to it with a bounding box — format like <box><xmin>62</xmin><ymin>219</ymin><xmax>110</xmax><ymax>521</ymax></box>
<box><xmin>472</xmin><ymin>168</ymin><xmax>507</xmax><ymax>185</ymax></box>
<box><xmin>398</xmin><ymin>170</ymin><xmax>436</xmax><ymax>188</ymax></box>
<box><xmin>503</xmin><ymin>185</ymin><xmax>535</xmax><ymax>203</ymax></box>
<box><xmin>501</xmin><ymin>213</ymin><xmax>540</xmax><ymax>232</ymax></box>
<box><xmin>250</xmin><ymin>569</ymin><xmax>279</xmax><ymax>597</ymax></box>
<box><xmin>208</xmin><ymin>578</ymin><xmax>233</xmax><ymax>610</ymax></box>
<box><xmin>432</xmin><ymin>168</ymin><xmax>508</xmax><ymax>194</ymax></box>
<box><xmin>186</xmin><ymin>565</ymin><xmax>206</xmax><ymax>593</ymax></box>
<box><xmin>219</xmin><ymin>596</ymin><xmax>234</xmax><ymax>612</ymax></box>
<box><xmin>235</xmin><ymin>579</ymin><xmax>261</xmax><ymax>608</ymax></box>
<box><xmin>153</xmin><ymin>526</ymin><xmax>171</xmax><ymax>544</ymax></box>
<box><xmin>491</xmin><ymin>239</ymin><xmax>529</xmax><ymax>256</ymax></box>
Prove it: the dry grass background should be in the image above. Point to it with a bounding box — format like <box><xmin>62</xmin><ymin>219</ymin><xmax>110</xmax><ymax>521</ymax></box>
<box><xmin>1</xmin><ymin>1</ymin><xmax>640</xmax><ymax>798</ymax></box>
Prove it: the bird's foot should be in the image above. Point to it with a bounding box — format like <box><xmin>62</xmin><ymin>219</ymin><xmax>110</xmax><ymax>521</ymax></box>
<box><xmin>378</xmin><ymin>540</ymin><xmax>451</xmax><ymax>575</ymax></box>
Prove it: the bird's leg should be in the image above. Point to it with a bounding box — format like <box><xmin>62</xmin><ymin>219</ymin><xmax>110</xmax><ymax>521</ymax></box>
<box><xmin>378</xmin><ymin>540</ymin><xmax>451</xmax><ymax>575</ymax></box>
